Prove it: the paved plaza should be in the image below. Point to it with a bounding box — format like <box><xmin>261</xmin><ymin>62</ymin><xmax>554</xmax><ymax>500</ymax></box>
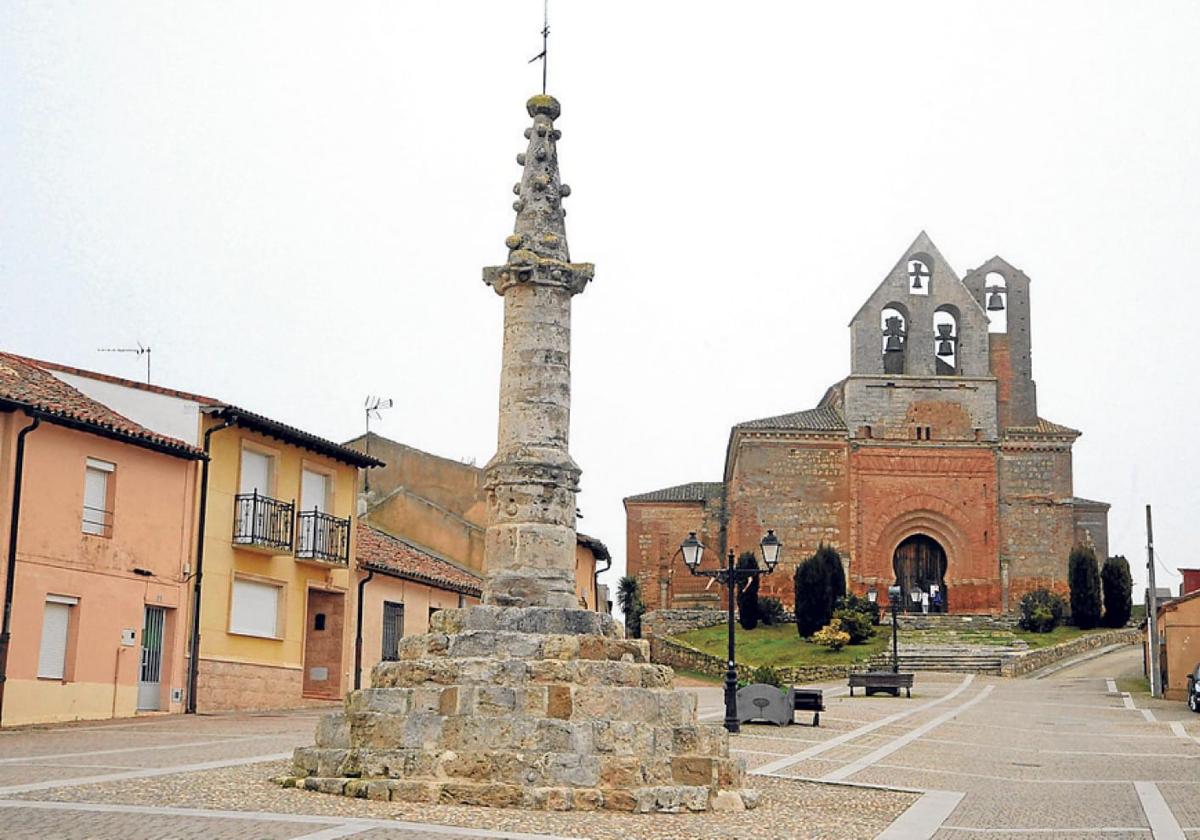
<box><xmin>0</xmin><ymin>645</ymin><xmax>1196</xmax><ymax>839</ymax></box>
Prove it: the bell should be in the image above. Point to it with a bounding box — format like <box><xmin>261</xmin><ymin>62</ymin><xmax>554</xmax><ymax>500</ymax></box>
<box><xmin>885</xmin><ymin>335</ymin><xmax>903</xmax><ymax>352</ymax></box>
<box><xmin>910</xmin><ymin>275</ymin><xmax>922</xmax><ymax>290</ymax></box>
<box><xmin>937</xmin><ymin>339</ymin><xmax>955</xmax><ymax>357</ymax></box>
<box><xmin>987</xmin><ymin>291</ymin><xmax>1005</xmax><ymax>311</ymax></box>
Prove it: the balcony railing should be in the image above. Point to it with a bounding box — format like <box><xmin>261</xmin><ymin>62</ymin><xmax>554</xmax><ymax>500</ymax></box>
<box><xmin>296</xmin><ymin>508</ymin><xmax>351</xmax><ymax>565</ymax></box>
<box><xmin>232</xmin><ymin>491</ymin><xmax>295</xmax><ymax>552</ymax></box>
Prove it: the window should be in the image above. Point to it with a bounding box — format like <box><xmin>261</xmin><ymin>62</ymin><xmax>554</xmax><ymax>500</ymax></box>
<box><xmin>382</xmin><ymin>601</ymin><xmax>404</xmax><ymax>661</ymax></box>
<box><xmin>229</xmin><ymin>577</ymin><xmax>282</xmax><ymax>638</ymax></box>
<box><xmin>429</xmin><ymin>606</ymin><xmax>442</xmax><ymax>622</ymax></box>
<box><xmin>907</xmin><ymin>256</ymin><xmax>931</xmax><ymax>296</ymax></box>
<box><xmin>300</xmin><ymin>469</ymin><xmax>330</xmax><ymax>514</ymax></box>
<box><xmin>82</xmin><ymin>458</ymin><xmax>114</xmax><ymax>536</ymax></box>
<box><xmin>239</xmin><ymin>448</ymin><xmax>273</xmax><ymax>496</ymax></box>
<box><xmin>37</xmin><ymin>595</ymin><xmax>77</xmax><ymax>679</ymax></box>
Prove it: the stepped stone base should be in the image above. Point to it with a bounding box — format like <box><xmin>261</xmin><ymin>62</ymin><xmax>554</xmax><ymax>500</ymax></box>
<box><xmin>281</xmin><ymin>606</ymin><xmax>756</xmax><ymax>813</ymax></box>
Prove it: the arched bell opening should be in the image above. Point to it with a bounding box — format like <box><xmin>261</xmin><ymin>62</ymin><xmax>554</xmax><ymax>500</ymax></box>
<box><xmin>881</xmin><ymin>304</ymin><xmax>909</xmax><ymax>375</ymax></box>
<box><xmin>933</xmin><ymin>305</ymin><xmax>960</xmax><ymax>376</ymax></box>
<box><xmin>985</xmin><ymin>271</ymin><xmax>1008</xmax><ymax>333</ymax></box>
<box><xmin>892</xmin><ymin>534</ymin><xmax>948</xmax><ymax>613</ymax></box>
<box><xmin>907</xmin><ymin>253</ymin><xmax>932</xmax><ymax>297</ymax></box>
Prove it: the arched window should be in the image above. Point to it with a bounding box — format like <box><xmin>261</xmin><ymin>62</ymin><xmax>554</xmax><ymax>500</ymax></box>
<box><xmin>907</xmin><ymin>254</ymin><xmax>932</xmax><ymax>296</ymax></box>
<box><xmin>985</xmin><ymin>271</ymin><xmax>1008</xmax><ymax>333</ymax></box>
<box><xmin>881</xmin><ymin>305</ymin><xmax>907</xmax><ymax>374</ymax></box>
<box><xmin>933</xmin><ymin>306</ymin><xmax>959</xmax><ymax>375</ymax></box>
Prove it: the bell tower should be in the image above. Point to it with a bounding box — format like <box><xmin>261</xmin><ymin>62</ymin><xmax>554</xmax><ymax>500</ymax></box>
<box><xmin>964</xmin><ymin>256</ymin><xmax>1038</xmax><ymax>429</ymax></box>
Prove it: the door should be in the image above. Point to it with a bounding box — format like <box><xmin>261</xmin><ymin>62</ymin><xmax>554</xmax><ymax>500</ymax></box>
<box><xmin>303</xmin><ymin>590</ymin><xmax>344</xmax><ymax>699</ymax></box>
<box><xmin>892</xmin><ymin>535</ymin><xmax>948</xmax><ymax>613</ymax></box>
<box><xmin>138</xmin><ymin>606</ymin><xmax>165</xmax><ymax>710</ymax></box>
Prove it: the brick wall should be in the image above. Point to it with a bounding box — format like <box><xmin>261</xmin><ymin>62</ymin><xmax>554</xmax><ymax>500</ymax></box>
<box><xmin>624</xmin><ymin>498</ymin><xmax>723</xmax><ymax>610</ymax></box>
<box><xmin>849</xmin><ymin>446</ymin><xmax>1001</xmax><ymax>613</ymax></box>
<box><xmin>726</xmin><ymin>436</ymin><xmax>849</xmax><ymax>605</ymax></box>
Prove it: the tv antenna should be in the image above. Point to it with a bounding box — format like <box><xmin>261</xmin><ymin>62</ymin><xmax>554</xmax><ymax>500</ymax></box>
<box><xmin>98</xmin><ymin>342</ymin><xmax>151</xmax><ymax>384</ymax></box>
<box><xmin>363</xmin><ymin>396</ymin><xmax>393</xmax><ymax>492</ymax></box>
<box><xmin>528</xmin><ymin>0</ymin><xmax>549</xmax><ymax>94</ymax></box>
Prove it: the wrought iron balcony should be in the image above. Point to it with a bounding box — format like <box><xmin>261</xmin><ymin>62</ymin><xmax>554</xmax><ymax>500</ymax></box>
<box><xmin>296</xmin><ymin>508</ymin><xmax>350</xmax><ymax>565</ymax></box>
<box><xmin>232</xmin><ymin>491</ymin><xmax>295</xmax><ymax>552</ymax></box>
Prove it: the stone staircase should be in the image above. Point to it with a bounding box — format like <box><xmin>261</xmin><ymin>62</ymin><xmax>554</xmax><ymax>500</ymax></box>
<box><xmin>867</xmin><ymin>645</ymin><xmax>1023</xmax><ymax>675</ymax></box>
<box><xmin>895</xmin><ymin>613</ymin><xmax>1019</xmax><ymax>632</ymax></box>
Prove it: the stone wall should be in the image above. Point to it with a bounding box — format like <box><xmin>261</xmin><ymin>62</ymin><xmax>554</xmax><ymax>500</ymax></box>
<box><xmin>642</xmin><ymin>609</ymin><xmax>724</xmax><ymax>640</ymax></box>
<box><xmin>1000</xmin><ymin>628</ymin><xmax>1141</xmax><ymax>677</ymax></box>
<box><xmin>197</xmin><ymin>657</ymin><xmax>335</xmax><ymax>712</ymax></box>
<box><xmin>726</xmin><ymin>436</ymin><xmax>849</xmax><ymax>606</ymax></box>
<box><xmin>842</xmin><ymin>376</ymin><xmax>1000</xmax><ymax>443</ymax></box>
<box><xmin>998</xmin><ymin>445</ymin><xmax>1076</xmax><ymax>608</ymax></box>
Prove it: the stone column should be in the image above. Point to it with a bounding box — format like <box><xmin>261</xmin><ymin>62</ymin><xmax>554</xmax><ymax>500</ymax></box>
<box><xmin>481</xmin><ymin>94</ymin><xmax>593</xmax><ymax>609</ymax></box>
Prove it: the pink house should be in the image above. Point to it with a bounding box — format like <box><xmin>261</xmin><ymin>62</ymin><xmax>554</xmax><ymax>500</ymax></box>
<box><xmin>0</xmin><ymin>354</ymin><xmax>204</xmax><ymax>726</ymax></box>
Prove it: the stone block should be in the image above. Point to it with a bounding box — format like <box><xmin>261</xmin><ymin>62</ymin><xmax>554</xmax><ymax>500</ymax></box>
<box><xmin>541</xmin><ymin>634</ymin><xmax>580</xmax><ymax>660</ymax></box>
<box><xmin>388</xmin><ymin>780</ymin><xmax>438</xmax><ymax>803</ymax></box>
<box><xmin>574</xmin><ymin>788</ymin><xmax>602</xmax><ymax>811</ymax></box>
<box><xmin>314</xmin><ymin>713</ymin><xmax>349</xmax><ymax>748</ymax></box>
<box><xmin>365</xmin><ymin>780</ymin><xmax>391</xmax><ymax>801</ymax></box>
<box><xmin>599</xmin><ymin>756</ymin><xmax>646</xmax><ymax>788</ymax></box>
<box><xmin>711</xmin><ymin>790</ymin><xmax>745</xmax><ymax>812</ymax></box>
<box><xmin>546</xmin><ymin>684</ymin><xmax>572</xmax><ymax>719</ymax></box>
<box><xmin>292</xmin><ymin>747</ymin><xmax>319</xmax><ymax>775</ymax></box>
<box><xmin>438</xmin><ymin>782</ymin><xmax>524</xmax><ymax>808</ymax></box>
<box><xmin>671</xmin><ymin>756</ymin><xmax>715</xmax><ymax>786</ymax></box>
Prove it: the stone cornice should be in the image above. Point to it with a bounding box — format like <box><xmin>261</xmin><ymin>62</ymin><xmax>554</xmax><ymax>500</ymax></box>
<box><xmin>483</xmin><ymin>257</ymin><xmax>593</xmax><ymax>296</ymax></box>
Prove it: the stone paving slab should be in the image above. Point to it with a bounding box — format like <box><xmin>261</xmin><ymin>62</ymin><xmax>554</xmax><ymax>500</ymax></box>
<box><xmin>0</xmin><ymin>804</ymin><xmax>323</xmax><ymax>839</ymax></box>
<box><xmin>1158</xmin><ymin>781</ymin><xmax>1200</xmax><ymax>829</ymax></box>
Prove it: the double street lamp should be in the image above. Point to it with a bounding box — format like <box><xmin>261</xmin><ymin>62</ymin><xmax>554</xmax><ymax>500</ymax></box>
<box><xmin>678</xmin><ymin>529</ymin><xmax>782</xmax><ymax>733</ymax></box>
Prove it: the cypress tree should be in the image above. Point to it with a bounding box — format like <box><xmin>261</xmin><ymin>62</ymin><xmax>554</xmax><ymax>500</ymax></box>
<box><xmin>793</xmin><ymin>544</ymin><xmax>846</xmax><ymax>637</ymax></box>
<box><xmin>736</xmin><ymin>551</ymin><xmax>761</xmax><ymax>630</ymax></box>
<box><xmin>1101</xmin><ymin>555</ymin><xmax>1133</xmax><ymax>628</ymax></box>
<box><xmin>1068</xmin><ymin>545</ymin><xmax>1102</xmax><ymax>630</ymax></box>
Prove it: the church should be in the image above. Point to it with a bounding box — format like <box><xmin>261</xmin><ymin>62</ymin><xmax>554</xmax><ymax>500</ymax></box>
<box><xmin>625</xmin><ymin>233</ymin><xmax>1109</xmax><ymax>616</ymax></box>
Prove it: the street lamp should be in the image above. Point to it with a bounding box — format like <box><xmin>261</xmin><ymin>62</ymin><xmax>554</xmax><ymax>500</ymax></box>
<box><xmin>887</xmin><ymin>584</ymin><xmax>902</xmax><ymax>673</ymax></box>
<box><xmin>677</xmin><ymin>529</ymin><xmax>782</xmax><ymax>733</ymax></box>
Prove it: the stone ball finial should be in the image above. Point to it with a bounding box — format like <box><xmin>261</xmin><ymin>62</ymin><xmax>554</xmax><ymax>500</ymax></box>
<box><xmin>526</xmin><ymin>94</ymin><xmax>561</xmax><ymax>120</ymax></box>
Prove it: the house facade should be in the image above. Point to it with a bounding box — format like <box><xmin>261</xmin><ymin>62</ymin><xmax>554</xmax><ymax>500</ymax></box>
<box><xmin>0</xmin><ymin>354</ymin><xmax>203</xmax><ymax>726</ymax></box>
<box><xmin>1157</xmin><ymin>590</ymin><xmax>1200</xmax><ymax>702</ymax></box>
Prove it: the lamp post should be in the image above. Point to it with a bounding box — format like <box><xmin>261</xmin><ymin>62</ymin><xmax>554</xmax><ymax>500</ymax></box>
<box><xmin>678</xmin><ymin>529</ymin><xmax>782</xmax><ymax>734</ymax></box>
<box><xmin>888</xmin><ymin>584</ymin><xmax>902</xmax><ymax>674</ymax></box>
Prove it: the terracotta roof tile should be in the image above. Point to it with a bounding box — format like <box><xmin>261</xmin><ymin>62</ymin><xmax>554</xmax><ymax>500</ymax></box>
<box><xmin>356</xmin><ymin>522</ymin><xmax>482</xmax><ymax>596</ymax></box>
<box><xmin>1007</xmin><ymin>417</ymin><xmax>1081</xmax><ymax>437</ymax></box>
<box><xmin>625</xmin><ymin>481</ymin><xmax>724</xmax><ymax>504</ymax></box>
<box><xmin>735</xmin><ymin>406</ymin><xmax>847</xmax><ymax>432</ymax></box>
<box><xmin>0</xmin><ymin>353</ymin><xmax>203</xmax><ymax>458</ymax></box>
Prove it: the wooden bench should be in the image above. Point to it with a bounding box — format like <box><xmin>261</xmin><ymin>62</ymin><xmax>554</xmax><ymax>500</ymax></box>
<box><xmin>792</xmin><ymin>688</ymin><xmax>825</xmax><ymax>726</ymax></box>
<box><xmin>848</xmin><ymin>671</ymin><xmax>914</xmax><ymax>698</ymax></box>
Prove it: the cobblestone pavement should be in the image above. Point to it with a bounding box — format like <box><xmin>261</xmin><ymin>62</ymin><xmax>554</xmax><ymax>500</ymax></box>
<box><xmin>4</xmin><ymin>645</ymin><xmax>1191</xmax><ymax>839</ymax></box>
<box><xmin>0</xmin><ymin>704</ymin><xmax>913</xmax><ymax>839</ymax></box>
<box><xmin>726</xmin><ymin>645</ymin><xmax>1200</xmax><ymax>839</ymax></box>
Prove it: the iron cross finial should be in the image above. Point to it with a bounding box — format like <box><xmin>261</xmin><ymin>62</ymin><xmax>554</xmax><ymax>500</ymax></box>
<box><xmin>528</xmin><ymin>0</ymin><xmax>549</xmax><ymax>94</ymax></box>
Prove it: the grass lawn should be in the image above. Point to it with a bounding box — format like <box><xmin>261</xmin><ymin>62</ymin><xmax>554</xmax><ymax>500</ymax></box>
<box><xmin>1117</xmin><ymin>675</ymin><xmax>1150</xmax><ymax>696</ymax></box>
<box><xmin>673</xmin><ymin>621</ymin><xmax>1107</xmax><ymax>670</ymax></box>
<box><xmin>673</xmin><ymin>622</ymin><xmax>889</xmax><ymax>668</ymax></box>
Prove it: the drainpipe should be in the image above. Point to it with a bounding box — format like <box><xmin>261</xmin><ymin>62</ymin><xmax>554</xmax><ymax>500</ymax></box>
<box><xmin>593</xmin><ymin>553</ymin><xmax>612</xmax><ymax>614</ymax></box>
<box><xmin>0</xmin><ymin>413</ymin><xmax>41</xmax><ymax>726</ymax></box>
<box><xmin>354</xmin><ymin>568</ymin><xmax>375</xmax><ymax>689</ymax></box>
<box><xmin>185</xmin><ymin>415</ymin><xmax>234</xmax><ymax>714</ymax></box>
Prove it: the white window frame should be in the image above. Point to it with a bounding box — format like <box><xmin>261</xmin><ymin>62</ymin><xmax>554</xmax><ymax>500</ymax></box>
<box><xmin>228</xmin><ymin>576</ymin><xmax>284</xmax><ymax>639</ymax></box>
<box><xmin>82</xmin><ymin>458</ymin><xmax>115</xmax><ymax>537</ymax></box>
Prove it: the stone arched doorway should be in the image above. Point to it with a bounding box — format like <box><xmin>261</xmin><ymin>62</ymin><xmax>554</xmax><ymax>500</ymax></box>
<box><xmin>893</xmin><ymin>534</ymin><xmax>948</xmax><ymax>613</ymax></box>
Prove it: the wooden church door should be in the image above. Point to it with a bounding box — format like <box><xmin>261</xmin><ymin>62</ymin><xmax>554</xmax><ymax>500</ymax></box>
<box><xmin>893</xmin><ymin>535</ymin><xmax>948</xmax><ymax>613</ymax></box>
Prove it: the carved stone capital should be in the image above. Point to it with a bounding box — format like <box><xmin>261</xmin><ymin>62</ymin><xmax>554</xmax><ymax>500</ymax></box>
<box><xmin>483</xmin><ymin>258</ymin><xmax>594</xmax><ymax>297</ymax></box>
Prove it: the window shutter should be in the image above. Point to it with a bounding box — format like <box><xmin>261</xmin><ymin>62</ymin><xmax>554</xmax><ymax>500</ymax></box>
<box><xmin>38</xmin><ymin>602</ymin><xmax>71</xmax><ymax>679</ymax></box>
<box><xmin>229</xmin><ymin>579</ymin><xmax>280</xmax><ymax>638</ymax></box>
<box><xmin>82</xmin><ymin>467</ymin><xmax>109</xmax><ymax>535</ymax></box>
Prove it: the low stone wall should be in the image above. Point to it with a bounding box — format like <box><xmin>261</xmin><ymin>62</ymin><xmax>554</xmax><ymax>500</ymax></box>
<box><xmin>897</xmin><ymin>613</ymin><xmax>1018</xmax><ymax>631</ymax></box>
<box><xmin>1000</xmin><ymin>627</ymin><xmax>1142</xmax><ymax>677</ymax></box>
<box><xmin>197</xmin><ymin>657</ymin><xmax>337</xmax><ymax>712</ymax></box>
<box><xmin>652</xmin><ymin>635</ymin><xmax>853</xmax><ymax>686</ymax></box>
<box><xmin>642</xmin><ymin>609</ymin><xmax>724</xmax><ymax>639</ymax></box>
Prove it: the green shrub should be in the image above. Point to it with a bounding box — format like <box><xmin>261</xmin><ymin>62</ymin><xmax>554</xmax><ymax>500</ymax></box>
<box><xmin>759</xmin><ymin>596</ymin><xmax>786</xmax><ymax>626</ymax></box>
<box><xmin>1019</xmin><ymin>588</ymin><xmax>1065</xmax><ymax>633</ymax></box>
<box><xmin>736</xmin><ymin>552</ymin><xmax>761</xmax><ymax>630</ymax></box>
<box><xmin>749</xmin><ymin>665</ymin><xmax>785</xmax><ymax>688</ymax></box>
<box><xmin>812</xmin><ymin>618</ymin><xmax>850</xmax><ymax>651</ymax></box>
<box><xmin>794</xmin><ymin>544</ymin><xmax>847</xmax><ymax>637</ymax></box>
<box><xmin>837</xmin><ymin>592</ymin><xmax>881</xmax><ymax>626</ymax></box>
<box><xmin>1068</xmin><ymin>545</ymin><xmax>1102</xmax><ymax>629</ymax></box>
<box><xmin>1101</xmin><ymin>555</ymin><xmax>1133</xmax><ymax>628</ymax></box>
<box><xmin>833</xmin><ymin>607</ymin><xmax>873</xmax><ymax>644</ymax></box>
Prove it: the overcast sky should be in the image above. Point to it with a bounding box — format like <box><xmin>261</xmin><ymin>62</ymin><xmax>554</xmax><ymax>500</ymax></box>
<box><xmin>4</xmin><ymin>2</ymin><xmax>1198</xmax><ymax>601</ymax></box>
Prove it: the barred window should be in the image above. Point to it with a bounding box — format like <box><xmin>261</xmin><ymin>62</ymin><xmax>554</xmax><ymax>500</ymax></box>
<box><xmin>381</xmin><ymin>601</ymin><xmax>404</xmax><ymax>661</ymax></box>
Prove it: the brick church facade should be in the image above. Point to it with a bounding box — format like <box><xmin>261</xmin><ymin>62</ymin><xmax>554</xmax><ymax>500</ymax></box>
<box><xmin>625</xmin><ymin>234</ymin><xmax>1109</xmax><ymax>615</ymax></box>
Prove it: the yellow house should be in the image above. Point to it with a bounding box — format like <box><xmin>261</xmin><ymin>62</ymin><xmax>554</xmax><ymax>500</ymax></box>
<box><xmin>190</xmin><ymin>405</ymin><xmax>381</xmax><ymax>711</ymax></box>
